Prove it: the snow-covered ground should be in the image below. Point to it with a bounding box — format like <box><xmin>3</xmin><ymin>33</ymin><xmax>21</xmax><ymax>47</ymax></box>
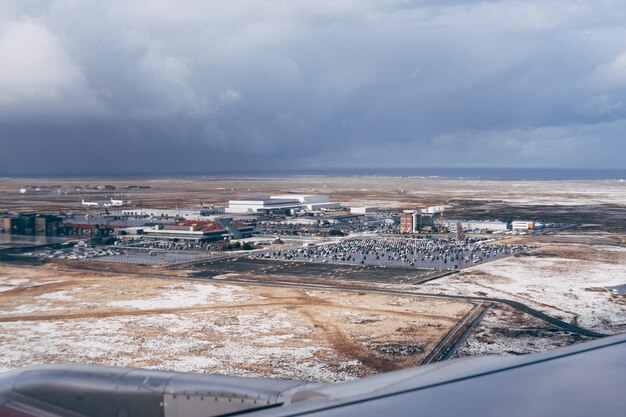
<box><xmin>0</xmin><ymin>265</ymin><xmax>467</xmax><ymax>382</ymax></box>
<box><xmin>38</xmin><ymin>289</ymin><xmax>81</xmax><ymax>301</ymax></box>
<box><xmin>108</xmin><ymin>283</ymin><xmax>252</xmax><ymax>309</ymax></box>
<box><xmin>453</xmin><ymin>305</ymin><xmax>592</xmax><ymax>358</ymax></box>
<box><xmin>423</xmin><ymin>244</ymin><xmax>626</xmax><ymax>334</ymax></box>
<box><xmin>0</xmin><ymin>307</ymin><xmax>352</xmax><ymax>381</ymax></box>
<box><xmin>0</xmin><ymin>278</ymin><xmax>29</xmax><ymax>292</ymax></box>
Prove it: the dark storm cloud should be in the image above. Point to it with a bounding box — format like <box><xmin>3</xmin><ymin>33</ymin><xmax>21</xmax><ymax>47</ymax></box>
<box><xmin>1</xmin><ymin>0</ymin><xmax>626</xmax><ymax>175</ymax></box>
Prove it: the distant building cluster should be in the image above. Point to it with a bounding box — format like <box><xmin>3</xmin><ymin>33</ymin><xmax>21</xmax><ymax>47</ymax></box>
<box><xmin>0</xmin><ymin>212</ymin><xmax>118</xmax><ymax>238</ymax></box>
<box><xmin>2</xmin><ymin>187</ymin><xmax>546</xmax><ymax>248</ymax></box>
<box><xmin>399</xmin><ymin>206</ymin><xmax>538</xmax><ymax>234</ymax></box>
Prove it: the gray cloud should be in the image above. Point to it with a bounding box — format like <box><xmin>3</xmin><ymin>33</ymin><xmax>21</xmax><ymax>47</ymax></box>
<box><xmin>1</xmin><ymin>0</ymin><xmax>626</xmax><ymax>175</ymax></box>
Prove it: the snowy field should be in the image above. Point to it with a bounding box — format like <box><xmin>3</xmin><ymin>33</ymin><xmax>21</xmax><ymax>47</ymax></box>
<box><xmin>453</xmin><ymin>304</ymin><xmax>592</xmax><ymax>358</ymax></box>
<box><xmin>0</xmin><ymin>264</ymin><xmax>470</xmax><ymax>382</ymax></box>
<box><xmin>422</xmin><ymin>244</ymin><xmax>626</xmax><ymax>334</ymax></box>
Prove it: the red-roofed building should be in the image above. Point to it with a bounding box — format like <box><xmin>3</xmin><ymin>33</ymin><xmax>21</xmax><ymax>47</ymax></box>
<box><xmin>141</xmin><ymin>220</ymin><xmax>255</xmax><ymax>241</ymax></box>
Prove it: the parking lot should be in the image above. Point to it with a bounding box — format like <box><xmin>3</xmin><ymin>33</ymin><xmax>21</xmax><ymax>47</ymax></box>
<box><xmin>93</xmin><ymin>248</ymin><xmax>215</xmax><ymax>265</ymax></box>
<box><xmin>191</xmin><ymin>256</ymin><xmax>444</xmax><ymax>284</ymax></box>
<box><xmin>255</xmin><ymin>237</ymin><xmax>530</xmax><ymax>270</ymax></box>
<box><xmin>21</xmin><ymin>240</ymin><xmax>220</xmax><ymax>266</ymax></box>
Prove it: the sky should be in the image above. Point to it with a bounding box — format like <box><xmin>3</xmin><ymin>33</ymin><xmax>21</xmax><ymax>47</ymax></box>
<box><xmin>1</xmin><ymin>0</ymin><xmax>626</xmax><ymax>175</ymax></box>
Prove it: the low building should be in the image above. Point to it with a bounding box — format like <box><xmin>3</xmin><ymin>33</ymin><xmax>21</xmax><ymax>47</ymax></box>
<box><xmin>143</xmin><ymin>221</ymin><xmax>226</xmax><ymax>241</ymax></box>
<box><xmin>142</xmin><ymin>220</ymin><xmax>255</xmax><ymax>241</ymax></box>
<box><xmin>282</xmin><ymin>218</ymin><xmax>320</xmax><ymax>226</ymax></box>
<box><xmin>305</xmin><ymin>202</ymin><xmax>341</xmax><ymax>211</ymax></box>
<box><xmin>121</xmin><ymin>206</ymin><xmax>224</xmax><ymax>219</ymax></box>
<box><xmin>323</xmin><ymin>213</ymin><xmax>360</xmax><ymax>222</ymax></box>
<box><xmin>444</xmin><ymin>220</ymin><xmax>510</xmax><ymax>233</ymax></box>
<box><xmin>512</xmin><ymin>220</ymin><xmax>535</xmax><ymax>231</ymax></box>
<box><xmin>421</xmin><ymin>205</ymin><xmax>448</xmax><ymax>214</ymax></box>
<box><xmin>350</xmin><ymin>206</ymin><xmax>378</xmax><ymax>214</ymax></box>
<box><xmin>64</xmin><ymin>214</ymin><xmax>149</xmax><ymax>229</ymax></box>
<box><xmin>59</xmin><ymin>223</ymin><xmax>115</xmax><ymax>238</ymax></box>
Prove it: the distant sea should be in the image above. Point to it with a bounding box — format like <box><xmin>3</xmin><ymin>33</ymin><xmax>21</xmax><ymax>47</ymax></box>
<box><xmin>249</xmin><ymin>167</ymin><xmax>626</xmax><ymax>180</ymax></box>
<box><xmin>3</xmin><ymin>168</ymin><xmax>626</xmax><ymax>181</ymax></box>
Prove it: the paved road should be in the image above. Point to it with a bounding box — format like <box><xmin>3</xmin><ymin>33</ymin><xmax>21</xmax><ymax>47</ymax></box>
<box><xmin>441</xmin><ymin>302</ymin><xmax>495</xmax><ymax>360</ymax></box>
<box><xmin>421</xmin><ymin>302</ymin><xmax>486</xmax><ymax>365</ymax></box>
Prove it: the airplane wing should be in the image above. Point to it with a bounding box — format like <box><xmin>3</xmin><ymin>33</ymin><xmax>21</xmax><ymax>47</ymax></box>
<box><xmin>1</xmin><ymin>334</ymin><xmax>625</xmax><ymax>417</ymax></box>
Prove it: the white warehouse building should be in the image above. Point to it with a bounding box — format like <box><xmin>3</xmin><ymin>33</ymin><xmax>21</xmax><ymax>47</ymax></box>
<box><xmin>421</xmin><ymin>205</ymin><xmax>449</xmax><ymax>214</ymax></box>
<box><xmin>226</xmin><ymin>198</ymin><xmax>301</xmax><ymax>214</ymax></box>
<box><xmin>270</xmin><ymin>194</ymin><xmax>329</xmax><ymax>204</ymax></box>
<box><xmin>350</xmin><ymin>206</ymin><xmax>378</xmax><ymax>214</ymax></box>
<box><xmin>270</xmin><ymin>194</ymin><xmax>340</xmax><ymax>211</ymax></box>
<box><xmin>227</xmin><ymin>195</ymin><xmax>340</xmax><ymax>213</ymax></box>
<box><xmin>511</xmin><ymin>220</ymin><xmax>535</xmax><ymax>231</ymax></box>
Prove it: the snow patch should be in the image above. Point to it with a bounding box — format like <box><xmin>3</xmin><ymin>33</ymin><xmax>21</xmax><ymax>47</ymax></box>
<box><xmin>38</xmin><ymin>289</ymin><xmax>80</xmax><ymax>301</ymax></box>
<box><xmin>212</xmin><ymin>273</ymin><xmax>240</xmax><ymax>280</ymax></box>
<box><xmin>108</xmin><ymin>283</ymin><xmax>249</xmax><ymax>309</ymax></box>
<box><xmin>0</xmin><ymin>278</ymin><xmax>29</xmax><ymax>292</ymax></box>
